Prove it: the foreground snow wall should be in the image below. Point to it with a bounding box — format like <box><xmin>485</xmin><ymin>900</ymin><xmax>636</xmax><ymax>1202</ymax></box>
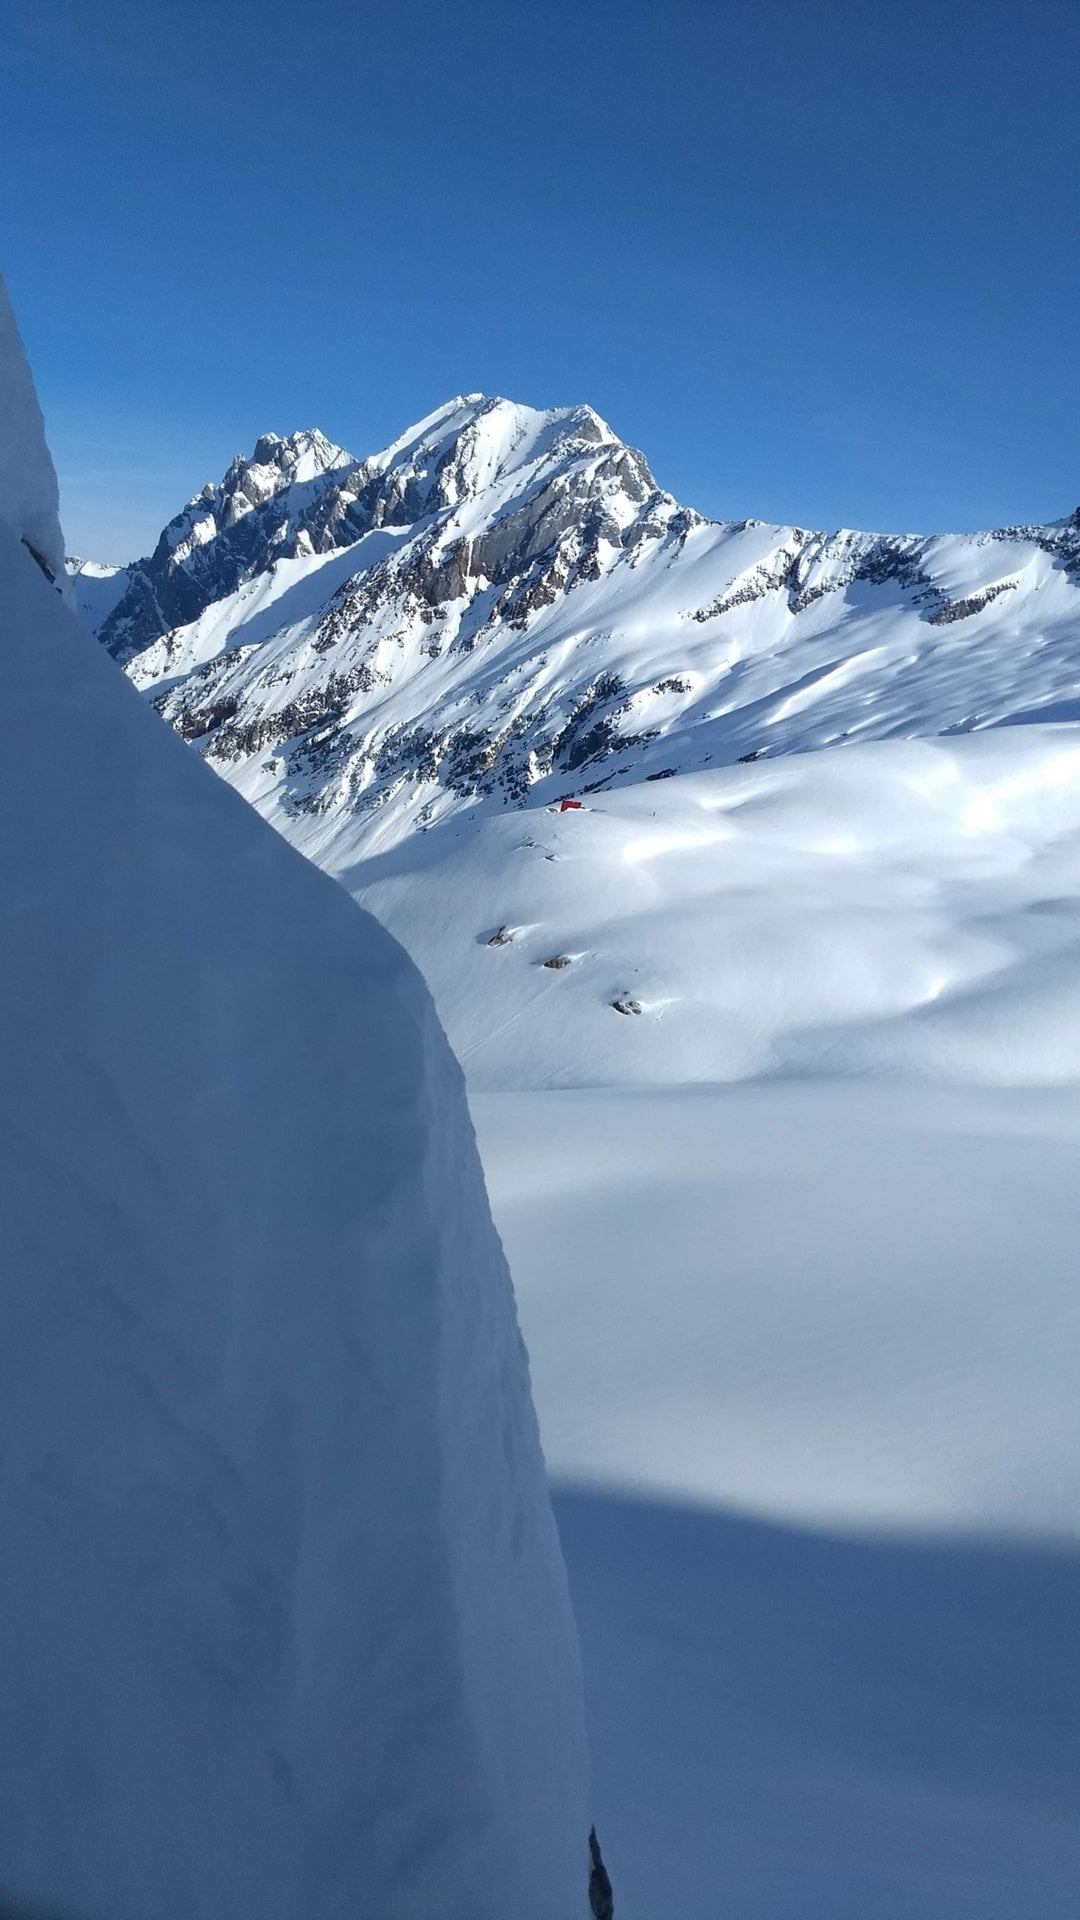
<box><xmin>0</xmin><ymin>281</ymin><xmax>68</xmax><ymax>590</ymax></box>
<box><xmin>0</xmin><ymin>285</ymin><xmax>589</xmax><ymax>1920</ymax></box>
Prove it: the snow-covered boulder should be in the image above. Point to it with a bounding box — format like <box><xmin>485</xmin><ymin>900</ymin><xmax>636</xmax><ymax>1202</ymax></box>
<box><xmin>0</xmin><ymin>282</ymin><xmax>589</xmax><ymax>1920</ymax></box>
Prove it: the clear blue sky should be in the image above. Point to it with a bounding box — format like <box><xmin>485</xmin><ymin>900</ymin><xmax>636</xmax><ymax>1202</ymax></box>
<box><xmin>3</xmin><ymin>0</ymin><xmax>1078</xmax><ymax>558</ymax></box>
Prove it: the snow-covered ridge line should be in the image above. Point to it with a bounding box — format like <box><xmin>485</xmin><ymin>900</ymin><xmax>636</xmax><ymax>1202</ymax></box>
<box><xmin>74</xmin><ymin>392</ymin><xmax>1080</xmax><ymax>864</ymax></box>
<box><xmin>93</xmin><ymin>398</ymin><xmax>639</xmax><ymax>666</ymax></box>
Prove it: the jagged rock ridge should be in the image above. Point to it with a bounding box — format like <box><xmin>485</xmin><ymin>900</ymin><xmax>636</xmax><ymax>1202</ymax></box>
<box><xmin>77</xmin><ymin>396</ymin><xmax>1080</xmax><ymax>860</ymax></box>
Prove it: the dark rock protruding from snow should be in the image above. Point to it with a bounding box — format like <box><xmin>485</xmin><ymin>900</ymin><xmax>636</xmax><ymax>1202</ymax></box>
<box><xmin>588</xmin><ymin>1828</ymin><xmax>615</xmax><ymax>1920</ymax></box>
<box><xmin>0</xmin><ymin>280</ymin><xmax>68</xmax><ymax>594</ymax></box>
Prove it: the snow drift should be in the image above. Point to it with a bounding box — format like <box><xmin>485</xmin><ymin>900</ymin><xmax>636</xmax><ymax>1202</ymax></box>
<box><xmin>0</xmin><ymin>285</ymin><xmax>589</xmax><ymax>1920</ymax></box>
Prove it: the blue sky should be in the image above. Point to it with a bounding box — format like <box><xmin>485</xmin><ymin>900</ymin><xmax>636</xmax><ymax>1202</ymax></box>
<box><xmin>3</xmin><ymin>0</ymin><xmax>1078</xmax><ymax>558</ymax></box>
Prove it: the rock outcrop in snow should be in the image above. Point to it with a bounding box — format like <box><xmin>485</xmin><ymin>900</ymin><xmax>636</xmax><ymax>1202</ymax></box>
<box><xmin>98</xmin><ymin>426</ymin><xmax>357</xmax><ymax>664</ymax></box>
<box><xmin>1</xmin><ymin>286</ymin><xmax>590</xmax><ymax>1920</ymax></box>
<box><xmin>74</xmin><ymin>396</ymin><xmax>1080</xmax><ymax>866</ymax></box>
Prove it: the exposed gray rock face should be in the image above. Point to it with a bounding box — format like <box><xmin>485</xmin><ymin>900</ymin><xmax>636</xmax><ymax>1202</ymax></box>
<box><xmin>74</xmin><ymin>393</ymin><xmax>1080</xmax><ymax>861</ymax></box>
<box><xmin>98</xmin><ymin>429</ymin><xmax>360</xmax><ymax>663</ymax></box>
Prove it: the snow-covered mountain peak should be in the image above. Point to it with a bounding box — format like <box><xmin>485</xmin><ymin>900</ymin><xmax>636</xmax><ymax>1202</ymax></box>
<box><xmin>356</xmin><ymin>393</ymin><xmax>633</xmax><ymax>515</ymax></box>
<box><xmin>77</xmin><ymin>386</ymin><xmax>1080</xmax><ymax>864</ymax></box>
<box><xmin>238</xmin><ymin>425</ymin><xmax>353</xmax><ymax>486</ymax></box>
<box><xmin>95</xmin><ymin>426</ymin><xmax>365</xmax><ymax>662</ymax></box>
<box><xmin>199</xmin><ymin>425</ymin><xmax>355</xmax><ymax>524</ymax></box>
<box><xmin>94</xmin><ymin>392</ymin><xmax>671</xmax><ymax>672</ymax></box>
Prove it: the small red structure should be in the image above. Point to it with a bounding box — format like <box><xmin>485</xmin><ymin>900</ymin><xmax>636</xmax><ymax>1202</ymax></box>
<box><xmin>559</xmin><ymin>799</ymin><xmax>583</xmax><ymax>812</ymax></box>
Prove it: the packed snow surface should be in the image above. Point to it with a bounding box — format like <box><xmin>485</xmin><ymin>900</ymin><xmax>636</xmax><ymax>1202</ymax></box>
<box><xmin>340</xmin><ymin>735</ymin><xmax>1080</xmax><ymax>1917</ymax></box>
<box><xmin>0</xmin><ymin>301</ymin><xmax>588</xmax><ymax>1920</ymax></box>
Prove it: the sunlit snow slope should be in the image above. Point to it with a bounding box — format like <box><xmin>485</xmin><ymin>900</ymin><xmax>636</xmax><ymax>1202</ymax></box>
<box><xmin>342</xmin><ymin>726</ymin><xmax>1080</xmax><ymax>1091</ymax></box>
<box><xmin>1</xmin><ymin>290</ymin><xmax>589</xmax><ymax>1920</ymax></box>
<box><xmin>359</xmin><ymin>736</ymin><xmax>1080</xmax><ymax>1919</ymax></box>
<box><xmin>337</xmin><ymin>722</ymin><xmax>1080</xmax><ymax>1532</ymax></box>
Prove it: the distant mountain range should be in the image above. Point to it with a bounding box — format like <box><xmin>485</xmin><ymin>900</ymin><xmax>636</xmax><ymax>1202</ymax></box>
<box><xmin>71</xmin><ymin>396</ymin><xmax>1080</xmax><ymax>862</ymax></box>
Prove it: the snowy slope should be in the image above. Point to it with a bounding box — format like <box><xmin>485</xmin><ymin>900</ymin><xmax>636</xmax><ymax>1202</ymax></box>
<box><xmin>68</xmin><ymin>553</ymin><xmax>129</xmax><ymax>628</ymax></box>
<box><xmin>73</xmin><ymin>397</ymin><xmax>1080</xmax><ymax>868</ymax></box>
<box><xmin>352</xmin><ymin>738</ymin><xmax>1080</xmax><ymax>1916</ymax></box>
<box><xmin>1</xmin><ymin>293</ymin><xmax>589</xmax><ymax>1920</ymax></box>
<box><xmin>305</xmin><ymin>721</ymin><xmax>1080</xmax><ymax>1529</ymax></box>
<box><xmin>321</xmin><ymin>727</ymin><xmax>1080</xmax><ymax>1090</ymax></box>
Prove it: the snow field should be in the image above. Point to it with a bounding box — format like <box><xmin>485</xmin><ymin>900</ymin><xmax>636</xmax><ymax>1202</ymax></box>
<box><xmin>337</xmin><ymin>729</ymin><xmax>1080</xmax><ymax>1915</ymax></box>
<box><xmin>344</xmin><ymin>724</ymin><xmax>1080</xmax><ymax>1091</ymax></box>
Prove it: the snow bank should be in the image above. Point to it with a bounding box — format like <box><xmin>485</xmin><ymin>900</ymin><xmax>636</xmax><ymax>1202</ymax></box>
<box><xmin>0</xmin><ymin>278</ymin><xmax>68</xmax><ymax>591</ymax></box>
<box><xmin>0</xmin><ymin>294</ymin><xmax>588</xmax><ymax>1920</ymax></box>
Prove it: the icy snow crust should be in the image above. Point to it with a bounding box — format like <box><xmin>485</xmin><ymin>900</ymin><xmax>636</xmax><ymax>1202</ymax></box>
<box><xmin>0</xmin><ymin>329</ymin><xmax>587</xmax><ymax>1917</ymax></box>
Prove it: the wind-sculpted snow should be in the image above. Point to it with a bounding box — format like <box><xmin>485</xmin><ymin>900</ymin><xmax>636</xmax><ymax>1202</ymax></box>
<box><xmin>74</xmin><ymin>395</ymin><xmax>1080</xmax><ymax>867</ymax></box>
<box><xmin>383</xmin><ymin>731</ymin><xmax>1080</xmax><ymax>1915</ymax></box>
<box><xmin>451</xmin><ymin>742</ymin><xmax>1080</xmax><ymax>1912</ymax></box>
<box><xmin>340</xmin><ymin>726</ymin><xmax>1080</xmax><ymax>1092</ymax></box>
<box><xmin>0</xmin><ymin>279</ymin><xmax>68</xmax><ymax>593</ymax></box>
<box><xmin>2</xmin><ymin>317</ymin><xmax>589</xmax><ymax>1919</ymax></box>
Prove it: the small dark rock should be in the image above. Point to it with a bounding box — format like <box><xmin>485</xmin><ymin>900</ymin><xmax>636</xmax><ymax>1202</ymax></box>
<box><xmin>22</xmin><ymin>538</ymin><xmax>57</xmax><ymax>586</ymax></box>
<box><xmin>589</xmin><ymin>1826</ymin><xmax>614</xmax><ymax>1919</ymax></box>
<box><xmin>486</xmin><ymin>926</ymin><xmax>514</xmax><ymax>947</ymax></box>
<box><xmin>542</xmin><ymin>955</ymin><xmax>572</xmax><ymax>969</ymax></box>
<box><xmin>611</xmin><ymin>997</ymin><xmax>642</xmax><ymax>1016</ymax></box>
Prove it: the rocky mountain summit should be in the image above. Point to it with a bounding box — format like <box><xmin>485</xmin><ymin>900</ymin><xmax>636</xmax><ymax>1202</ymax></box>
<box><xmin>76</xmin><ymin>396</ymin><xmax>1080</xmax><ymax>860</ymax></box>
<box><xmin>97</xmin><ymin>427</ymin><xmax>354</xmax><ymax>662</ymax></box>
